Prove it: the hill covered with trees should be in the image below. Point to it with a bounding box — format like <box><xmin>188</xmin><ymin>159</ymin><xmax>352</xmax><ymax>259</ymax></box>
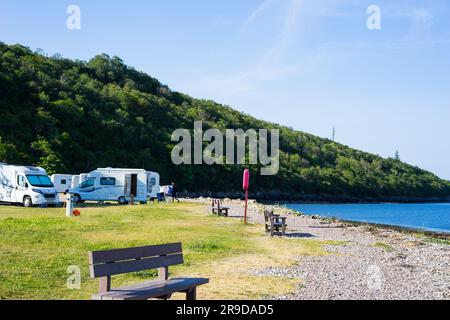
<box><xmin>1</xmin><ymin>42</ymin><xmax>449</xmax><ymax>202</ymax></box>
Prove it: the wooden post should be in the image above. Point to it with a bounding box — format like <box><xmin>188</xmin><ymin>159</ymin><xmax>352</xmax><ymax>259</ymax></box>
<box><xmin>244</xmin><ymin>190</ymin><xmax>248</xmax><ymax>224</ymax></box>
<box><xmin>99</xmin><ymin>276</ymin><xmax>111</xmax><ymax>293</ymax></box>
<box><xmin>158</xmin><ymin>266</ymin><xmax>168</xmax><ymax>281</ymax></box>
<box><xmin>242</xmin><ymin>169</ymin><xmax>250</xmax><ymax>224</ymax></box>
<box><xmin>130</xmin><ymin>194</ymin><xmax>135</xmax><ymax>205</ymax></box>
<box><xmin>66</xmin><ymin>193</ymin><xmax>74</xmax><ymax>217</ymax></box>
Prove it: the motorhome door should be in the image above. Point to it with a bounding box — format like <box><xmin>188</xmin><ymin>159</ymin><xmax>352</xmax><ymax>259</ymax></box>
<box><xmin>124</xmin><ymin>174</ymin><xmax>138</xmax><ymax>198</ymax></box>
<box><xmin>15</xmin><ymin>174</ymin><xmax>28</xmax><ymax>203</ymax></box>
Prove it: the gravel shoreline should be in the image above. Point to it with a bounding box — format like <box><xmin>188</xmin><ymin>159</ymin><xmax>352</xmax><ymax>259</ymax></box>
<box><xmin>191</xmin><ymin>198</ymin><xmax>450</xmax><ymax>300</ymax></box>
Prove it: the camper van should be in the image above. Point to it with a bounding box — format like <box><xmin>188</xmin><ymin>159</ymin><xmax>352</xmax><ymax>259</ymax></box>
<box><xmin>51</xmin><ymin>174</ymin><xmax>75</xmax><ymax>194</ymax></box>
<box><xmin>0</xmin><ymin>163</ymin><xmax>59</xmax><ymax>207</ymax></box>
<box><xmin>146</xmin><ymin>171</ymin><xmax>160</xmax><ymax>200</ymax></box>
<box><xmin>72</xmin><ymin>175</ymin><xmax>81</xmax><ymax>189</ymax></box>
<box><xmin>70</xmin><ymin>173</ymin><xmax>87</xmax><ymax>190</ymax></box>
<box><xmin>68</xmin><ymin>168</ymin><xmax>147</xmax><ymax>204</ymax></box>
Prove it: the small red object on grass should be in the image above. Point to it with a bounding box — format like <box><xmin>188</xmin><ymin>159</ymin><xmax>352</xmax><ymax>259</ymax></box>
<box><xmin>72</xmin><ymin>209</ymin><xmax>81</xmax><ymax>217</ymax></box>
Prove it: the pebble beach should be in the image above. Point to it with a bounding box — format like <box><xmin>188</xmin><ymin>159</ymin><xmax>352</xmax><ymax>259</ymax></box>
<box><xmin>194</xmin><ymin>198</ymin><xmax>450</xmax><ymax>300</ymax></box>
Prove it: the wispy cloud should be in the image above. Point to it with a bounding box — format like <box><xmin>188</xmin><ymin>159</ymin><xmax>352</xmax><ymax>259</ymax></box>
<box><xmin>226</xmin><ymin>0</ymin><xmax>304</xmax><ymax>94</ymax></box>
<box><xmin>189</xmin><ymin>0</ymin><xmax>445</xmax><ymax>102</ymax></box>
<box><xmin>383</xmin><ymin>4</ymin><xmax>436</xmax><ymax>42</ymax></box>
<box><xmin>386</xmin><ymin>5</ymin><xmax>434</xmax><ymax>23</ymax></box>
<box><xmin>241</xmin><ymin>0</ymin><xmax>275</xmax><ymax>31</ymax></box>
<box><xmin>184</xmin><ymin>0</ymin><xmax>305</xmax><ymax>100</ymax></box>
<box><xmin>266</xmin><ymin>0</ymin><xmax>303</xmax><ymax>60</ymax></box>
<box><xmin>283</xmin><ymin>0</ymin><xmax>303</xmax><ymax>36</ymax></box>
<box><xmin>404</xmin><ymin>7</ymin><xmax>433</xmax><ymax>23</ymax></box>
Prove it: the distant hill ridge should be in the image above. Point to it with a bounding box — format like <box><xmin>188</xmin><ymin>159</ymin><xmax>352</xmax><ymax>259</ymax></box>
<box><xmin>1</xmin><ymin>42</ymin><xmax>449</xmax><ymax>201</ymax></box>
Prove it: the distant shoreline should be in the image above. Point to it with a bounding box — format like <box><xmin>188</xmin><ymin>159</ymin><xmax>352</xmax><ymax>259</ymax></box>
<box><xmin>269</xmin><ymin>200</ymin><xmax>450</xmax><ymax>205</ymax></box>
<box><xmin>283</xmin><ymin>203</ymin><xmax>450</xmax><ymax>237</ymax></box>
<box><xmin>331</xmin><ymin>219</ymin><xmax>450</xmax><ymax>239</ymax></box>
<box><xmin>180</xmin><ymin>191</ymin><xmax>450</xmax><ymax>204</ymax></box>
<box><xmin>285</xmin><ymin>202</ymin><xmax>450</xmax><ymax>238</ymax></box>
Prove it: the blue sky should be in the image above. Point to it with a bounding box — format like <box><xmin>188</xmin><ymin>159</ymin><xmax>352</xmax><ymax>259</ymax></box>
<box><xmin>1</xmin><ymin>0</ymin><xmax>450</xmax><ymax>179</ymax></box>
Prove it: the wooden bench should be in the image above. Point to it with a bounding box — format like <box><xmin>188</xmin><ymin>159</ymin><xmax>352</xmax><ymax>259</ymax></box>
<box><xmin>88</xmin><ymin>243</ymin><xmax>209</xmax><ymax>300</ymax></box>
<box><xmin>211</xmin><ymin>199</ymin><xmax>229</xmax><ymax>217</ymax></box>
<box><xmin>264</xmin><ymin>210</ymin><xmax>287</xmax><ymax>236</ymax></box>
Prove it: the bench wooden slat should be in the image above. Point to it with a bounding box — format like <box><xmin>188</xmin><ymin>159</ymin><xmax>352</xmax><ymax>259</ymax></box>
<box><xmin>88</xmin><ymin>242</ymin><xmax>208</xmax><ymax>300</ymax></box>
<box><xmin>92</xmin><ymin>278</ymin><xmax>209</xmax><ymax>300</ymax></box>
<box><xmin>89</xmin><ymin>243</ymin><xmax>182</xmax><ymax>265</ymax></box>
<box><xmin>90</xmin><ymin>253</ymin><xmax>184</xmax><ymax>278</ymax></box>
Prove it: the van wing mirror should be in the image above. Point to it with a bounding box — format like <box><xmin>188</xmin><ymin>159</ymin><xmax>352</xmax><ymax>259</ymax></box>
<box><xmin>25</xmin><ymin>183</ymin><xmax>29</xmax><ymax>188</ymax></box>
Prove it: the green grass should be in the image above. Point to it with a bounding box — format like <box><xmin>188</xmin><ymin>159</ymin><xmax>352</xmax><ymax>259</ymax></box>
<box><xmin>373</xmin><ymin>242</ymin><xmax>393</xmax><ymax>252</ymax></box>
<box><xmin>0</xmin><ymin>202</ymin><xmax>334</xmax><ymax>300</ymax></box>
<box><xmin>424</xmin><ymin>237</ymin><xmax>450</xmax><ymax>246</ymax></box>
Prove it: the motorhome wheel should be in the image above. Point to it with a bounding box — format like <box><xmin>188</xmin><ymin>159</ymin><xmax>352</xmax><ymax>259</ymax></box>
<box><xmin>23</xmin><ymin>196</ymin><xmax>32</xmax><ymax>208</ymax></box>
<box><xmin>72</xmin><ymin>194</ymin><xmax>81</xmax><ymax>203</ymax></box>
<box><xmin>118</xmin><ymin>196</ymin><xmax>128</xmax><ymax>205</ymax></box>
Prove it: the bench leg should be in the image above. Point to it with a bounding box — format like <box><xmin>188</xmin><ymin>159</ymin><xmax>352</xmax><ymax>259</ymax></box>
<box><xmin>282</xmin><ymin>224</ymin><xmax>286</xmax><ymax>236</ymax></box>
<box><xmin>186</xmin><ymin>287</ymin><xmax>197</xmax><ymax>300</ymax></box>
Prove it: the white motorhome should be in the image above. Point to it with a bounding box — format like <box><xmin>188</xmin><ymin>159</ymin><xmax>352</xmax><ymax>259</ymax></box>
<box><xmin>68</xmin><ymin>168</ymin><xmax>147</xmax><ymax>204</ymax></box>
<box><xmin>51</xmin><ymin>174</ymin><xmax>75</xmax><ymax>194</ymax></box>
<box><xmin>146</xmin><ymin>171</ymin><xmax>160</xmax><ymax>200</ymax></box>
<box><xmin>72</xmin><ymin>175</ymin><xmax>81</xmax><ymax>189</ymax></box>
<box><xmin>0</xmin><ymin>163</ymin><xmax>59</xmax><ymax>207</ymax></box>
<box><xmin>69</xmin><ymin>173</ymin><xmax>87</xmax><ymax>190</ymax></box>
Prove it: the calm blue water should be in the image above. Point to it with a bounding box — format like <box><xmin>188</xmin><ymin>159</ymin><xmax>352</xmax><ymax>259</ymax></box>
<box><xmin>286</xmin><ymin>203</ymin><xmax>450</xmax><ymax>233</ymax></box>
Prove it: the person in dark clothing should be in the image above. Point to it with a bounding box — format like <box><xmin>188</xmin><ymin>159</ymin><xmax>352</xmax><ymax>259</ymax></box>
<box><xmin>171</xmin><ymin>182</ymin><xmax>180</xmax><ymax>203</ymax></box>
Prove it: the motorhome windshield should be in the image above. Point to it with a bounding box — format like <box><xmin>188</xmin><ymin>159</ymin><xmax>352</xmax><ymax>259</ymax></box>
<box><xmin>80</xmin><ymin>178</ymin><xmax>95</xmax><ymax>188</ymax></box>
<box><xmin>26</xmin><ymin>175</ymin><xmax>54</xmax><ymax>187</ymax></box>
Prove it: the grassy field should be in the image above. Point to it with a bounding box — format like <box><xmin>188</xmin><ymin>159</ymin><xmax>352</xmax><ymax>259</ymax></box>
<box><xmin>0</xmin><ymin>202</ymin><xmax>337</xmax><ymax>300</ymax></box>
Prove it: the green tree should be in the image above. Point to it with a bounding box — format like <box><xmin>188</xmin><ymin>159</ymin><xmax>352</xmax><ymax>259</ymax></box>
<box><xmin>0</xmin><ymin>42</ymin><xmax>449</xmax><ymax>200</ymax></box>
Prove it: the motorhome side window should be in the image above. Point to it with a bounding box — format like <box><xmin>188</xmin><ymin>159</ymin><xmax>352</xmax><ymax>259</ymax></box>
<box><xmin>17</xmin><ymin>175</ymin><xmax>26</xmax><ymax>187</ymax></box>
<box><xmin>61</xmin><ymin>179</ymin><xmax>67</xmax><ymax>185</ymax></box>
<box><xmin>100</xmin><ymin>177</ymin><xmax>116</xmax><ymax>186</ymax></box>
<box><xmin>150</xmin><ymin>178</ymin><xmax>156</xmax><ymax>186</ymax></box>
<box><xmin>80</xmin><ymin>179</ymin><xmax>95</xmax><ymax>188</ymax></box>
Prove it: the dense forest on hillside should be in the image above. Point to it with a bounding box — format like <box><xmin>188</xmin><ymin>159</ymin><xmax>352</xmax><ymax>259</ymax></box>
<box><xmin>1</xmin><ymin>42</ymin><xmax>449</xmax><ymax>201</ymax></box>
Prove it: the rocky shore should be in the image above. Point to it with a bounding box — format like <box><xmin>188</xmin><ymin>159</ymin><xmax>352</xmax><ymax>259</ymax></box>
<box><xmin>191</xmin><ymin>197</ymin><xmax>450</xmax><ymax>300</ymax></box>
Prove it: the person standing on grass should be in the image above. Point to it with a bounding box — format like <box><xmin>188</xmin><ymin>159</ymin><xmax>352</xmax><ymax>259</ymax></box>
<box><xmin>172</xmin><ymin>182</ymin><xmax>180</xmax><ymax>203</ymax></box>
<box><xmin>166</xmin><ymin>184</ymin><xmax>173</xmax><ymax>203</ymax></box>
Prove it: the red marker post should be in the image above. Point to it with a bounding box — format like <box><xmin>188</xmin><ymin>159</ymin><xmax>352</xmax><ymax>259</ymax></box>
<box><xmin>243</xmin><ymin>169</ymin><xmax>250</xmax><ymax>224</ymax></box>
